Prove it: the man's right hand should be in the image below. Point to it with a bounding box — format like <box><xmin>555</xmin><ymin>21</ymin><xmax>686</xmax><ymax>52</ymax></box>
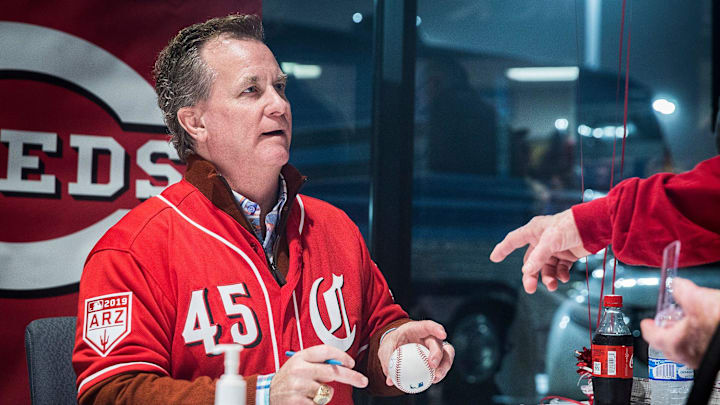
<box><xmin>269</xmin><ymin>345</ymin><xmax>368</xmax><ymax>404</ymax></box>
<box><xmin>490</xmin><ymin>209</ymin><xmax>591</xmax><ymax>293</ymax></box>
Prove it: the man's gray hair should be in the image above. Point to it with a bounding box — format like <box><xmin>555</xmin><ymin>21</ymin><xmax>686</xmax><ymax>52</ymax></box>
<box><xmin>153</xmin><ymin>14</ymin><xmax>264</xmax><ymax>161</ymax></box>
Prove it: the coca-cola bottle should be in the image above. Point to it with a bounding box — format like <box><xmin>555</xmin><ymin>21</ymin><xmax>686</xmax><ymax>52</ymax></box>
<box><xmin>592</xmin><ymin>294</ymin><xmax>633</xmax><ymax>405</ymax></box>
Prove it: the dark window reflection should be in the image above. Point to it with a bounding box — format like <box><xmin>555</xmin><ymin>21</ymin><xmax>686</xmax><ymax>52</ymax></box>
<box><xmin>416</xmin><ymin>56</ymin><xmax>498</xmax><ymax>175</ymax></box>
<box><xmin>412</xmin><ymin>1</ymin><xmax>711</xmax><ymax>404</ymax></box>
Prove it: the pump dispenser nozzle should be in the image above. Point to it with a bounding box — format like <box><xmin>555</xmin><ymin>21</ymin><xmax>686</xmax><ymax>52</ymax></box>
<box><xmin>214</xmin><ymin>344</ymin><xmax>246</xmax><ymax>405</ymax></box>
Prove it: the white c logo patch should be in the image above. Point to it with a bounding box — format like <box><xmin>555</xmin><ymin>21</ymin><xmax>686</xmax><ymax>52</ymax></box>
<box><xmin>309</xmin><ymin>274</ymin><xmax>356</xmax><ymax>352</ymax></box>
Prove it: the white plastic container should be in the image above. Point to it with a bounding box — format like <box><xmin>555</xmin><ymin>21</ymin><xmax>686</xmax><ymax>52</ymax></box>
<box><xmin>215</xmin><ymin>344</ymin><xmax>246</xmax><ymax>405</ymax></box>
<box><xmin>648</xmin><ymin>346</ymin><xmax>693</xmax><ymax>405</ymax></box>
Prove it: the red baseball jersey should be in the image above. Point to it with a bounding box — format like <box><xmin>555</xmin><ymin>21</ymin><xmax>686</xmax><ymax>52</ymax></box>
<box><xmin>72</xmin><ymin>178</ymin><xmax>407</xmax><ymax>403</ymax></box>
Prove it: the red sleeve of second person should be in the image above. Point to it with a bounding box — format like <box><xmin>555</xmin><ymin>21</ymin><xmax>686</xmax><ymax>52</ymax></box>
<box><xmin>572</xmin><ymin>156</ymin><xmax>720</xmax><ymax>267</ymax></box>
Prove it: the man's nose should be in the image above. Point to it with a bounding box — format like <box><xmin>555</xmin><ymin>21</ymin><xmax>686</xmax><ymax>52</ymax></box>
<box><xmin>265</xmin><ymin>87</ymin><xmax>289</xmax><ymax>117</ymax></box>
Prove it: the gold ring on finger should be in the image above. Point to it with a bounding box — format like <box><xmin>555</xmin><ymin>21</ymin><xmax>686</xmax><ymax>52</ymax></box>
<box><xmin>312</xmin><ymin>384</ymin><xmax>333</xmax><ymax>405</ymax></box>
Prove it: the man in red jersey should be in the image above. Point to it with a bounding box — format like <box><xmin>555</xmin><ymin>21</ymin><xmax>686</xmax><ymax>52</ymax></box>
<box><xmin>72</xmin><ymin>14</ymin><xmax>454</xmax><ymax>405</ymax></box>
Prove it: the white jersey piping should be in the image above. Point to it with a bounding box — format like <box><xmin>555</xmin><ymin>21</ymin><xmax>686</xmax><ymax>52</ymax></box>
<box><xmin>292</xmin><ymin>290</ymin><xmax>304</xmax><ymax>350</ymax></box>
<box><xmin>296</xmin><ymin>195</ymin><xmax>305</xmax><ymax>235</ymax></box>
<box><xmin>156</xmin><ymin>194</ymin><xmax>281</xmax><ymax>372</ymax></box>
<box><xmin>293</xmin><ymin>195</ymin><xmax>306</xmax><ymax>350</ymax></box>
<box><xmin>78</xmin><ymin>361</ymin><xmax>167</xmax><ymax>393</ymax></box>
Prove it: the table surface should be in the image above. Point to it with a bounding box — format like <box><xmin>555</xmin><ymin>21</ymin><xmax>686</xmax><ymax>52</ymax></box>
<box><xmin>546</xmin><ymin>377</ymin><xmax>720</xmax><ymax>405</ymax></box>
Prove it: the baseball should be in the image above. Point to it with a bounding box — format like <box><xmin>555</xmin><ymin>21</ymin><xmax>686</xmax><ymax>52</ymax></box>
<box><xmin>387</xmin><ymin>343</ymin><xmax>436</xmax><ymax>394</ymax></box>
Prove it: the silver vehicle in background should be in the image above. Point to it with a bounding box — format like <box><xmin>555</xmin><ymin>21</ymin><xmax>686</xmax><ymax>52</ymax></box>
<box><xmin>545</xmin><ymin>251</ymin><xmax>720</xmax><ymax>400</ymax></box>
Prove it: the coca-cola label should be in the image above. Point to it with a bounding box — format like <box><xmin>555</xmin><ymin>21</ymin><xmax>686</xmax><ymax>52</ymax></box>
<box><xmin>592</xmin><ymin>344</ymin><xmax>633</xmax><ymax>378</ymax></box>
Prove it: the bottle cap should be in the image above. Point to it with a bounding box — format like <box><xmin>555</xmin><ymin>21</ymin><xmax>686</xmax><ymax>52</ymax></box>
<box><xmin>603</xmin><ymin>294</ymin><xmax>622</xmax><ymax>307</ymax></box>
<box><xmin>214</xmin><ymin>344</ymin><xmax>246</xmax><ymax>405</ymax></box>
<box><xmin>214</xmin><ymin>344</ymin><xmax>243</xmax><ymax>376</ymax></box>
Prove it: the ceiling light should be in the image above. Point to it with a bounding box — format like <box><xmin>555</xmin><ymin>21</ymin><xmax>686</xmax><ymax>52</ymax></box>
<box><xmin>506</xmin><ymin>66</ymin><xmax>579</xmax><ymax>82</ymax></box>
<box><xmin>652</xmin><ymin>98</ymin><xmax>676</xmax><ymax>115</ymax></box>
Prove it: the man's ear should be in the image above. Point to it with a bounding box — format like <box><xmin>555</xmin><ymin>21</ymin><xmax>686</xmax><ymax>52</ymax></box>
<box><xmin>177</xmin><ymin>106</ymin><xmax>207</xmax><ymax>143</ymax></box>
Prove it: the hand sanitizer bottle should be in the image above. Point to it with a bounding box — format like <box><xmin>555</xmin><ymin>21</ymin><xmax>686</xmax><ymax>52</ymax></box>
<box><xmin>214</xmin><ymin>344</ymin><xmax>246</xmax><ymax>405</ymax></box>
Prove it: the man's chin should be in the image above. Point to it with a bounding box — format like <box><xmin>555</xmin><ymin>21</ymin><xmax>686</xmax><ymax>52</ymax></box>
<box><xmin>261</xmin><ymin>150</ymin><xmax>290</xmax><ymax>168</ymax></box>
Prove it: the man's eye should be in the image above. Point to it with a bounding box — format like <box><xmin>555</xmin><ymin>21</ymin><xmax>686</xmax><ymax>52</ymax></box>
<box><xmin>274</xmin><ymin>83</ymin><xmax>286</xmax><ymax>92</ymax></box>
<box><xmin>242</xmin><ymin>86</ymin><xmax>257</xmax><ymax>94</ymax></box>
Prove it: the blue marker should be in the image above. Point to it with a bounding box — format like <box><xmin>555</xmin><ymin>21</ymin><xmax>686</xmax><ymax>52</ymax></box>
<box><xmin>285</xmin><ymin>351</ymin><xmax>343</xmax><ymax>366</ymax></box>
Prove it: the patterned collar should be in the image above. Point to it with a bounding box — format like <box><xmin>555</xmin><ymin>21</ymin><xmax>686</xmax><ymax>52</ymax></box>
<box><xmin>231</xmin><ymin>175</ymin><xmax>288</xmax><ymax>264</ymax></box>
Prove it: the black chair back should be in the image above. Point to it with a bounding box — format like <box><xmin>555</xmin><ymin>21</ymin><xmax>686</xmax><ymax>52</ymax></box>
<box><xmin>25</xmin><ymin>316</ymin><xmax>78</xmax><ymax>405</ymax></box>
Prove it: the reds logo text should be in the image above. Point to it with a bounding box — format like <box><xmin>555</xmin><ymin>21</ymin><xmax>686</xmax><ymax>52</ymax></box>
<box><xmin>0</xmin><ymin>22</ymin><xmax>184</xmax><ymax>293</ymax></box>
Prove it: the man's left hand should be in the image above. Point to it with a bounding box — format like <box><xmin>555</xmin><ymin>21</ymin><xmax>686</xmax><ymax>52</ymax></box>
<box><xmin>378</xmin><ymin>320</ymin><xmax>455</xmax><ymax>386</ymax></box>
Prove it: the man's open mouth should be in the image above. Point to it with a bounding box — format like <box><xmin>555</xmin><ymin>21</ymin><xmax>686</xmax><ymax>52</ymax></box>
<box><xmin>263</xmin><ymin>130</ymin><xmax>285</xmax><ymax>136</ymax></box>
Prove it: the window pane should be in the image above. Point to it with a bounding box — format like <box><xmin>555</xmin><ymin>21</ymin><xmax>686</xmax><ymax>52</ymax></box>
<box><xmin>263</xmin><ymin>2</ymin><xmax>374</xmax><ymax>235</ymax></box>
<box><xmin>412</xmin><ymin>1</ymin><xmax>712</xmax><ymax>404</ymax></box>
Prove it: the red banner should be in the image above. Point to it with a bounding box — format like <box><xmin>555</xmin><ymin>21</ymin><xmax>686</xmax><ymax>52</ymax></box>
<box><xmin>0</xmin><ymin>1</ymin><xmax>261</xmax><ymax>402</ymax></box>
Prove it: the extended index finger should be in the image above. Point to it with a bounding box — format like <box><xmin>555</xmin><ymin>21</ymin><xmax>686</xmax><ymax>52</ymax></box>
<box><xmin>490</xmin><ymin>224</ymin><xmax>537</xmax><ymax>263</ymax></box>
<box><xmin>312</xmin><ymin>363</ymin><xmax>368</xmax><ymax>388</ymax></box>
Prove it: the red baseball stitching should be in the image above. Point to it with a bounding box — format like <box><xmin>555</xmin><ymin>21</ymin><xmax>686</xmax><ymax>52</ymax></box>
<box><xmin>416</xmin><ymin>344</ymin><xmax>435</xmax><ymax>383</ymax></box>
<box><xmin>395</xmin><ymin>345</ymin><xmax>403</xmax><ymax>389</ymax></box>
